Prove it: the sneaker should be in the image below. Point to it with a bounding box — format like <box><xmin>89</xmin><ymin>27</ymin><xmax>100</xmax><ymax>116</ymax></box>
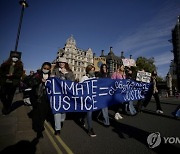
<box><xmin>54</xmin><ymin>130</ymin><xmax>60</xmax><ymax>136</ymax></box>
<box><xmin>156</xmin><ymin>110</ymin><xmax>163</xmax><ymax>114</ymax></box>
<box><xmin>24</xmin><ymin>98</ymin><xmax>31</xmax><ymax>105</ymax></box>
<box><xmin>114</xmin><ymin>113</ymin><xmax>119</xmax><ymax>120</ymax></box>
<box><xmin>88</xmin><ymin>129</ymin><xmax>96</xmax><ymax>137</ymax></box>
<box><xmin>114</xmin><ymin>112</ymin><xmax>123</xmax><ymax>120</ymax></box>
<box><xmin>118</xmin><ymin>113</ymin><xmax>123</xmax><ymax>119</ymax></box>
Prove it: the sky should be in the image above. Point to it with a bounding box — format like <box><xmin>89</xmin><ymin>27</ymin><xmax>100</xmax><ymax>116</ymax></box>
<box><xmin>0</xmin><ymin>0</ymin><xmax>180</xmax><ymax>77</ymax></box>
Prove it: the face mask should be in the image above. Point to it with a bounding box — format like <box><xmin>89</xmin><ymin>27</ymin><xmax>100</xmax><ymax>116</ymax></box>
<box><xmin>89</xmin><ymin>71</ymin><xmax>95</xmax><ymax>77</ymax></box>
<box><xmin>12</xmin><ymin>57</ymin><xmax>18</xmax><ymax>62</ymax></box>
<box><xmin>42</xmin><ymin>69</ymin><xmax>49</xmax><ymax>74</ymax></box>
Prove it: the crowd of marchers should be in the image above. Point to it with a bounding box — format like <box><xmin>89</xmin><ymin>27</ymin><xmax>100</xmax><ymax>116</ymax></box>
<box><xmin>0</xmin><ymin>51</ymin><xmax>179</xmax><ymax>139</ymax></box>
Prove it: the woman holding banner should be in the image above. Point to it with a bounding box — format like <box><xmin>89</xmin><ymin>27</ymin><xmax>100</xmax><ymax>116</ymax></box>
<box><xmin>79</xmin><ymin>65</ymin><xmax>97</xmax><ymax>137</ymax></box>
<box><xmin>124</xmin><ymin>67</ymin><xmax>137</xmax><ymax>115</ymax></box>
<box><xmin>111</xmin><ymin>64</ymin><xmax>126</xmax><ymax>120</ymax></box>
<box><xmin>51</xmin><ymin>57</ymin><xmax>75</xmax><ymax>135</ymax></box>
<box><xmin>96</xmin><ymin>64</ymin><xmax>110</xmax><ymax>126</ymax></box>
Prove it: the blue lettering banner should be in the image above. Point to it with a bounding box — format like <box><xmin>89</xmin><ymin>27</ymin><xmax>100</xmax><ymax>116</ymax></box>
<box><xmin>45</xmin><ymin>77</ymin><xmax>150</xmax><ymax>114</ymax></box>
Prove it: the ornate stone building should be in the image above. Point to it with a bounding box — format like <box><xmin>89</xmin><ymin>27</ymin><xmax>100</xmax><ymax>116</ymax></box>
<box><xmin>100</xmin><ymin>47</ymin><xmax>125</xmax><ymax>75</ymax></box>
<box><xmin>54</xmin><ymin>35</ymin><xmax>94</xmax><ymax>80</ymax></box>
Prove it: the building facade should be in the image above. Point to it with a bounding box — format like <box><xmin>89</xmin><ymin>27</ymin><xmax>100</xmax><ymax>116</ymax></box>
<box><xmin>172</xmin><ymin>16</ymin><xmax>180</xmax><ymax>90</ymax></box>
<box><xmin>100</xmin><ymin>47</ymin><xmax>125</xmax><ymax>76</ymax></box>
<box><xmin>54</xmin><ymin>36</ymin><xmax>94</xmax><ymax>80</ymax></box>
<box><xmin>53</xmin><ymin>36</ymin><xmax>127</xmax><ymax>80</ymax></box>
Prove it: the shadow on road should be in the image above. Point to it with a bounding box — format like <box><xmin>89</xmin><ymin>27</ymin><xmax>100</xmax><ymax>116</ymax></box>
<box><xmin>0</xmin><ymin>137</ymin><xmax>39</xmax><ymax>154</ymax></box>
<box><xmin>151</xmin><ymin>100</ymin><xmax>178</xmax><ymax>106</ymax></box>
<box><xmin>110</xmin><ymin>119</ymin><xmax>180</xmax><ymax>153</ymax></box>
<box><xmin>142</xmin><ymin>109</ymin><xmax>179</xmax><ymax>121</ymax></box>
<box><xmin>10</xmin><ymin>100</ymin><xmax>25</xmax><ymax>113</ymax></box>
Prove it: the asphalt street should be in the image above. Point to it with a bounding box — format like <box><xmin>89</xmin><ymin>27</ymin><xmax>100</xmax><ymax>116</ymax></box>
<box><xmin>0</xmin><ymin>91</ymin><xmax>180</xmax><ymax>154</ymax></box>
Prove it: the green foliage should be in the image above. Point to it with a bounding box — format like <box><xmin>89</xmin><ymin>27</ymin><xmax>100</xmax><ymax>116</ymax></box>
<box><xmin>136</xmin><ymin>56</ymin><xmax>157</xmax><ymax>73</ymax></box>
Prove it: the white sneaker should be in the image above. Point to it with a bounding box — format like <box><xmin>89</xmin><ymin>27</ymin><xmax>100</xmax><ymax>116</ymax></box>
<box><xmin>156</xmin><ymin>110</ymin><xmax>163</xmax><ymax>114</ymax></box>
<box><xmin>118</xmin><ymin>114</ymin><xmax>123</xmax><ymax>119</ymax></box>
<box><xmin>114</xmin><ymin>113</ymin><xmax>119</xmax><ymax>120</ymax></box>
<box><xmin>117</xmin><ymin>113</ymin><xmax>123</xmax><ymax>119</ymax></box>
<box><xmin>114</xmin><ymin>113</ymin><xmax>123</xmax><ymax>120</ymax></box>
<box><xmin>24</xmin><ymin>98</ymin><xmax>31</xmax><ymax>105</ymax></box>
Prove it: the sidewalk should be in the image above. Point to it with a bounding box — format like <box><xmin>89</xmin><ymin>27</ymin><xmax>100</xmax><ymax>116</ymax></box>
<box><xmin>0</xmin><ymin>90</ymin><xmax>72</xmax><ymax>154</ymax></box>
<box><xmin>0</xmin><ymin>91</ymin><xmax>42</xmax><ymax>153</ymax></box>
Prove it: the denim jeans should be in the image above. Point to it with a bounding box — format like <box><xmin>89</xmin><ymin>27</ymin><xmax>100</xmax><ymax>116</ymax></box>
<box><xmin>54</xmin><ymin>113</ymin><xmax>66</xmax><ymax>130</ymax></box>
<box><xmin>102</xmin><ymin>107</ymin><xmax>110</xmax><ymax>125</ymax></box>
<box><xmin>87</xmin><ymin>111</ymin><xmax>92</xmax><ymax>131</ymax></box>
<box><xmin>128</xmin><ymin>101</ymin><xmax>137</xmax><ymax>115</ymax></box>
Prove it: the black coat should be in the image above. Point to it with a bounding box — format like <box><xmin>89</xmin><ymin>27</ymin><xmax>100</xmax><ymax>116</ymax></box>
<box><xmin>0</xmin><ymin>60</ymin><xmax>23</xmax><ymax>87</ymax></box>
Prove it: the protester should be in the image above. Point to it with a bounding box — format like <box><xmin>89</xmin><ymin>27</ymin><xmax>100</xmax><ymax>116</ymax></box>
<box><xmin>29</xmin><ymin>62</ymin><xmax>52</xmax><ymax>138</ymax></box>
<box><xmin>51</xmin><ymin>57</ymin><xmax>75</xmax><ymax>135</ymax></box>
<box><xmin>136</xmin><ymin>69</ymin><xmax>146</xmax><ymax>112</ymax></box>
<box><xmin>125</xmin><ymin>67</ymin><xmax>137</xmax><ymax>115</ymax></box>
<box><xmin>96</xmin><ymin>64</ymin><xmax>110</xmax><ymax>126</ymax></box>
<box><xmin>111</xmin><ymin>64</ymin><xmax>126</xmax><ymax>120</ymax></box>
<box><xmin>19</xmin><ymin>70</ymin><xmax>27</xmax><ymax>92</ymax></box>
<box><xmin>0</xmin><ymin>51</ymin><xmax>23</xmax><ymax>115</ymax></box>
<box><xmin>79</xmin><ymin>65</ymin><xmax>97</xmax><ymax>137</ymax></box>
<box><xmin>143</xmin><ymin>70</ymin><xmax>163</xmax><ymax>114</ymax></box>
<box><xmin>22</xmin><ymin>70</ymin><xmax>35</xmax><ymax>106</ymax></box>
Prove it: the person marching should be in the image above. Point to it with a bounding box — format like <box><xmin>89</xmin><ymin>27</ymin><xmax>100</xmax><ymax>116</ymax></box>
<box><xmin>111</xmin><ymin>64</ymin><xmax>126</xmax><ymax>120</ymax></box>
<box><xmin>96</xmin><ymin>64</ymin><xmax>110</xmax><ymax>126</ymax></box>
<box><xmin>0</xmin><ymin>51</ymin><xmax>23</xmax><ymax>115</ymax></box>
<box><xmin>124</xmin><ymin>67</ymin><xmax>137</xmax><ymax>115</ymax></box>
<box><xmin>143</xmin><ymin>70</ymin><xmax>163</xmax><ymax>114</ymax></box>
<box><xmin>30</xmin><ymin>62</ymin><xmax>52</xmax><ymax>138</ymax></box>
<box><xmin>51</xmin><ymin>57</ymin><xmax>75</xmax><ymax>135</ymax></box>
<box><xmin>79</xmin><ymin>65</ymin><xmax>97</xmax><ymax>137</ymax></box>
<box><xmin>22</xmin><ymin>70</ymin><xmax>35</xmax><ymax>106</ymax></box>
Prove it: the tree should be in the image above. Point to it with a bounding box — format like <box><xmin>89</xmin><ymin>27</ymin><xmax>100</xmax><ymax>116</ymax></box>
<box><xmin>136</xmin><ymin>56</ymin><xmax>157</xmax><ymax>73</ymax></box>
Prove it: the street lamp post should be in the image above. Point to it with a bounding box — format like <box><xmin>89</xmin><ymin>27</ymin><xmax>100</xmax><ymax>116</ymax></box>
<box><xmin>14</xmin><ymin>0</ymin><xmax>28</xmax><ymax>51</ymax></box>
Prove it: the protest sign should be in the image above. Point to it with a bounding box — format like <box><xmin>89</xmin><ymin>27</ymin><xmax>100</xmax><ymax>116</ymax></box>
<box><xmin>122</xmin><ymin>59</ymin><xmax>136</xmax><ymax>67</ymax></box>
<box><xmin>45</xmin><ymin>77</ymin><xmax>150</xmax><ymax>113</ymax></box>
<box><xmin>136</xmin><ymin>71</ymin><xmax>151</xmax><ymax>83</ymax></box>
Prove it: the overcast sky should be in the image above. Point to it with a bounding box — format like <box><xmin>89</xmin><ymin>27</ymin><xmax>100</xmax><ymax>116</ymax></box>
<box><xmin>0</xmin><ymin>0</ymin><xmax>180</xmax><ymax>77</ymax></box>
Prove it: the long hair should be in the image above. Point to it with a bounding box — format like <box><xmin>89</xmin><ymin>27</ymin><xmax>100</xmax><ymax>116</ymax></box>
<box><xmin>1</xmin><ymin>57</ymin><xmax>23</xmax><ymax>68</ymax></box>
<box><xmin>100</xmin><ymin>64</ymin><xmax>107</xmax><ymax>74</ymax></box>
<box><xmin>65</xmin><ymin>63</ymin><xmax>72</xmax><ymax>72</ymax></box>
<box><xmin>86</xmin><ymin>65</ymin><xmax>95</xmax><ymax>74</ymax></box>
<box><xmin>116</xmin><ymin>64</ymin><xmax>124</xmax><ymax>73</ymax></box>
<box><xmin>54</xmin><ymin>62</ymin><xmax>72</xmax><ymax>72</ymax></box>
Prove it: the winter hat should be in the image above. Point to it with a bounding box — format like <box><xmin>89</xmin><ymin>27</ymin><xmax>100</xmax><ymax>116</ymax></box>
<box><xmin>57</xmin><ymin>57</ymin><xmax>67</xmax><ymax>63</ymax></box>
